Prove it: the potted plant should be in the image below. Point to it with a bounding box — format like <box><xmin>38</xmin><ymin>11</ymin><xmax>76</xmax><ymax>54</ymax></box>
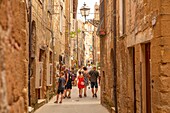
<box><xmin>99</xmin><ymin>29</ymin><xmax>106</xmax><ymax>37</ymax></box>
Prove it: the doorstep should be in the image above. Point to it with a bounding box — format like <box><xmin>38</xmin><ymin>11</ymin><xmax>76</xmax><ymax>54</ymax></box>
<box><xmin>35</xmin><ymin>99</ymin><xmax>46</xmax><ymax>111</ymax></box>
<box><xmin>38</xmin><ymin>99</ymin><xmax>46</xmax><ymax>104</ymax></box>
<box><xmin>111</xmin><ymin>107</ymin><xmax>115</xmax><ymax>113</ymax></box>
<box><xmin>28</xmin><ymin>106</ymin><xmax>34</xmax><ymax>113</ymax></box>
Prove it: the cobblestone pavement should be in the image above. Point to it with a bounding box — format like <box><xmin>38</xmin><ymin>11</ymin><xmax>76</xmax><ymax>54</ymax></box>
<box><xmin>35</xmin><ymin>86</ymin><xmax>110</xmax><ymax>113</ymax></box>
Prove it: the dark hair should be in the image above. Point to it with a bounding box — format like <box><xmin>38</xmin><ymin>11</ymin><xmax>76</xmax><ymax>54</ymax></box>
<box><xmin>71</xmin><ymin>67</ymin><xmax>74</xmax><ymax>70</ymax></box>
<box><xmin>59</xmin><ymin>71</ymin><xmax>64</xmax><ymax>75</ymax></box>
<box><xmin>78</xmin><ymin>71</ymin><xmax>81</xmax><ymax>75</ymax></box>
<box><xmin>83</xmin><ymin>66</ymin><xmax>87</xmax><ymax>71</ymax></box>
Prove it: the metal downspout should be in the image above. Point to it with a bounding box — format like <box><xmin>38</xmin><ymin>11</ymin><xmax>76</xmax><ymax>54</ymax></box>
<box><xmin>28</xmin><ymin>0</ymin><xmax>32</xmax><ymax>106</ymax></box>
<box><xmin>113</xmin><ymin>0</ymin><xmax>118</xmax><ymax>113</ymax></box>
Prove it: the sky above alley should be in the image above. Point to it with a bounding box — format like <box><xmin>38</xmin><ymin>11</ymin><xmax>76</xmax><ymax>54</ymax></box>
<box><xmin>77</xmin><ymin>0</ymin><xmax>100</xmax><ymax>21</ymax></box>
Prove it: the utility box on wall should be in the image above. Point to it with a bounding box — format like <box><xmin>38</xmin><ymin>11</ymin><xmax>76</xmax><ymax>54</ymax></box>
<box><xmin>47</xmin><ymin>63</ymin><xmax>53</xmax><ymax>86</ymax></box>
<box><xmin>35</xmin><ymin>62</ymin><xmax>43</xmax><ymax>88</ymax></box>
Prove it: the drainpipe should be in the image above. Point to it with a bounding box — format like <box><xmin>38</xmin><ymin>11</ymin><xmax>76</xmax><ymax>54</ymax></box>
<box><xmin>28</xmin><ymin>0</ymin><xmax>32</xmax><ymax>106</ymax></box>
<box><xmin>113</xmin><ymin>0</ymin><xmax>118</xmax><ymax>113</ymax></box>
<box><xmin>51</xmin><ymin>11</ymin><xmax>55</xmax><ymax>93</ymax></box>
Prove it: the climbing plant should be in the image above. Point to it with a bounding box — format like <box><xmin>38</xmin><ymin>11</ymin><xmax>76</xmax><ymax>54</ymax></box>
<box><xmin>70</xmin><ymin>29</ymin><xmax>81</xmax><ymax>38</ymax></box>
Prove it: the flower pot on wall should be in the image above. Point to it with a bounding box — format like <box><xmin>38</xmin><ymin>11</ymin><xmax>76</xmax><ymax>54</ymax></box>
<box><xmin>99</xmin><ymin>29</ymin><xmax>106</xmax><ymax>37</ymax></box>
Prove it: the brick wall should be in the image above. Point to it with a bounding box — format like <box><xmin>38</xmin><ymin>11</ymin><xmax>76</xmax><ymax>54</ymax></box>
<box><xmin>0</xmin><ymin>0</ymin><xmax>28</xmax><ymax>113</ymax></box>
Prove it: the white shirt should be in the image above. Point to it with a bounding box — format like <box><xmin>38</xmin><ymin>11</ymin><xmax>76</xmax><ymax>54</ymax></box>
<box><xmin>87</xmin><ymin>66</ymin><xmax>92</xmax><ymax>72</ymax></box>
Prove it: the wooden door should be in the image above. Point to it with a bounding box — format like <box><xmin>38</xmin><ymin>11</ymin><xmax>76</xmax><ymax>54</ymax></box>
<box><xmin>145</xmin><ymin>43</ymin><xmax>151</xmax><ymax>113</ymax></box>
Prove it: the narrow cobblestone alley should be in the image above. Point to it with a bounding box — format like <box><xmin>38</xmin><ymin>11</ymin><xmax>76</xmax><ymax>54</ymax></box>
<box><xmin>34</xmin><ymin>86</ymin><xmax>109</xmax><ymax>113</ymax></box>
<box><xmin>2</xmin><ymin>0</ymin><xmax>170</xmax><ymax>113</ymax></box>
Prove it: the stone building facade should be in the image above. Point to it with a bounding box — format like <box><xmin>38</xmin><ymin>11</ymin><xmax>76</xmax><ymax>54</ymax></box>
<box><xmin>65</xmin><ymin>0</ymin><xmax>71</xmax><ymax>67</ymax></box>
<box><xmin>29</xmin><ymin>0</ymin><xmax>54</xmax><ymax>109</ymax></box>
<box><xmin>70</xmin><ymin>19</ymin><xmax>77</xmax><ymax>68</ymax></box>
<box><xmin>84</xmin><ymin>22</ymin><xmax>94</xmax><ymax>65</ymax></box>
<box><xmin>52</xmin><ymin>0</ymin><xmax>64</xmax><ymax>72</ymax></box>
<box><xmin>53</xmin><ymin>0</ymin><xmax>78</xmax><ymax>68</ymax></box>
<box><xmin>77</xmin><ymin>20</ymin><xmax>85</xmax><ymax>67</ymax></box>
<box><xmin>29</xmin><ymin>0</ymin><xmax>78</xmax><ymax>109</ymax></box>
<box><xmin>93</xmin><ymin>2</ymin><xmax>100</xmax><ymax>67</ymax></box>
<box><xmin>98</xmin><ymin>0</ymin><xmax>114</xmax><ymax>111</ymax></box>
<box><xmin>0</xmin><ymin>0</ymin><xmax>79</xmax><ymax>112</ymax></box>
<box><xmin>65</xmin><ymin>0</ymin><xmax>78</xmax><ymax>67</ymax></box>
<box><xmin>0</xmin><ymin>0</ymin><xmax>28</xmax><ymax>113</ymax></box>
<box><xmin>69</xmin><ymin>20</ymin><xmax>85</xmax><ymax>68</ymax></box>
<box><xmin>99</xmin><ymin>0</ymin><xmax>170</xmax><ymax>113</ymax></box>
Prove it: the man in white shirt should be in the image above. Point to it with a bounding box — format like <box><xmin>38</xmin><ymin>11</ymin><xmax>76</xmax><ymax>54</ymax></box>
<box><xmin>87</xmin><ymin>63</ymin><xmax>92</xmax><ymax>72</ymax></box>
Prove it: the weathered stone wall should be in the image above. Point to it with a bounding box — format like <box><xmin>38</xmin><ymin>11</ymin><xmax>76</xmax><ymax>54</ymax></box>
<box><xmin>100</xmin><ymin>0</ymin><xmax>170</xmax><ymax>113</ymax></box>
<box><xmin>0</xmin><ymin>0</ymin><xmax>28</xmax><ymax>113</ymax></box>
<box><xmin>93</xmin><ymin>3</ymin><xmax>100</xmax><ymax>65</ymax></box>
<box><xmin>53</xmin><ymin>0</ymin><xmax>60</xmax><ymax>65</ymax></box>
<box><xmin>100</xmin><ymin>0</ymin><xmax>114</xmax><ymax>111</ymax></box>
<box><xmin>117</xmin><ymin>0</ymin><xmax>170</xmax><ymax>113</ymax></box>
<box><xmin>30</xmin><ymin>0</ymin><xmax>53</xmax><ymax>107</ymax></box>
<box><xmin>116</xmin><ymin>0</ymin><xmax>163</xmax><ymax>112</ymax></box>
<box><xmin>65</xmin><ymin>0</ymin><xmax>70</xmax><ymax>67</ymax></box>
<box><xmin>151</xmin><ymin>0</ymin><xmax>170</xmax><ymax>112</ymax></box>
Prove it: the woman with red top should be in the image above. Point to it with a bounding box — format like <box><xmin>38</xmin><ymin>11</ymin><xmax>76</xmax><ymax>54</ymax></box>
<box><xmin>77</xmin><ymin>71</ymin><xmax>84</xmax><ymax>98</ymax></box>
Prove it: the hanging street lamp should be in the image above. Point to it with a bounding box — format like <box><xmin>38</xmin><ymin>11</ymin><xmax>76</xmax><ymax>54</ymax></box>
<box><xmin>80</xmin><ymin>2</ymin><xmax>90</xmax><ymax>21</ymax></box>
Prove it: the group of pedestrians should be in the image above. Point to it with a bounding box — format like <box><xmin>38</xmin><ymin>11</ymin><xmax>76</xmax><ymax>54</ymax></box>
<box><xmin>77</xmin><ymin>66</ymin><xmax>100</xmax><ymax>98</ymax></box>
<box><xmin>54</xmin><ymin>66</ymin><xmax>74</xmax><ymax>103</ymax></box>
<box><xmin>54</xmin><ymin>64</ymin><xmax>100</xmax><ymax>104</ymax></box>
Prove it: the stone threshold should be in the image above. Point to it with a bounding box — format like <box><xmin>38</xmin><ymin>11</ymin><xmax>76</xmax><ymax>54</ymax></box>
<box><xmin>111</xmin><ymin>107</ymin><xmax>115</xmax><ymax>113</ymax></box>
<box><xmin>28</xmin><ymin>106</ymin><xmax>34</xmax><ymax>113</ymax></box>
<box><xmin>38</xmin><ymin>99</ymin><xmax>46</xmax><ymax>104</ymax></box>
<box><xmin>34</xmin><ymin>99</ymin><xmax>46</xmax><ymax>112</ymax></box>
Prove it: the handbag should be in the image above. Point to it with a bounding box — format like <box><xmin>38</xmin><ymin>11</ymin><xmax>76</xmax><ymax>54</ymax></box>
<box><xmin>81</xmin><ymin>81</ymin><xmax>84</xmax><ymax>85</ymax></box>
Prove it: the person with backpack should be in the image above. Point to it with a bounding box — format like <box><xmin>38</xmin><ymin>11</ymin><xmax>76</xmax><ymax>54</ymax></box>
<box><xmin>54</xmin><ymin>71</ymin><xmax>66</xmax><ymax>104</ymax></box>
<box><xmin>64</xmin><ymin>68</ymin><xmax>72</xmax><ymax>99</ymax></box>
<box><xmin>70</xmin><ymin>67</ymin><xmax>77</xmax><ymax>86</ymax></box>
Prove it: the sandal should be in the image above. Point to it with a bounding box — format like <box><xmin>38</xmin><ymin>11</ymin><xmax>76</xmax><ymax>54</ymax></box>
<box><xmin>67</xmin><ymin>96</ymin><xmax>71</xmax><ymax>99</ymax></box>
<box><xmin>54</xmin><ymin>101</ymin><xmax>58</xmax><ymax>103</ymax></box>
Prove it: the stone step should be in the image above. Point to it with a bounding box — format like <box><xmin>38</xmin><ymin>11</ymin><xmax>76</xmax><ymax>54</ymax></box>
<box><xmin>111</xmin><ymin>107</ymin><xmax>115</xmax><ymax>113</ymax></box>
<box><xmin>28</xmin><ymin>106</ymin><xmax>34</xmax><ymax>113</ymax></box>
<box><xmin>35</xmin><ymin>99</ymin><xmax>46</xmax><ymax>111</ymax></box>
